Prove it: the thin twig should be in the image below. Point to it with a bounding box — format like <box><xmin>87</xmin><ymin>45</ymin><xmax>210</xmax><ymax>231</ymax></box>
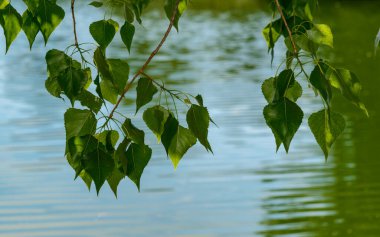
<box><xmin>71</xmin><ymin>0</ymin><xmax>79</xmax><ymax>47</ymax></box>
<box><xmin>274</xmin><ymin>0</ymin><xmax>297</xmax><ymax>55</ymax></box>
<box><xmin>105</xmin><ymin>0</ymin><xmax>181</xmax><ymax>122</ymax></box>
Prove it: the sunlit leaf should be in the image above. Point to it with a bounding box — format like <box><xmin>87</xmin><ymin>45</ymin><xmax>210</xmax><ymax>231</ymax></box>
<box><xmin>136</xmin><ymin>77</ymin><xmax>158</xmax><ymax>113</ymax></box>
<box><xmin>143</xmin><ymin>106</ymin><xmax>170</xmax><ymax>142</ymax></box>
<box><xmin>162</xmin><ymin>115</ymin><xmax>197</xmax><ymax>169</ymax></box>
<box><xmin>100</xmin><ymin>80</ymin><xmax>118</xmax><ymax>104</ymax></box>
<box><xmin>308</xmin><ymin>109</ymin><xmax>345</xmax><ymax>159</ymax></box>
<box><xmin>64</xmin><ymin>108</ymin><xmax>97</xmax><ymax>141</ymax></box>
<box><xmin>22</xmin><ymin>0</ymin><xmax>39</xmax><ymax>14</ymax></box>
<box><xmin>328</xmin><ymin>68</ymin><xmax>368</xmax><ymax>116</ymax></box>
<box><xmin>36</xmin><ymin>0</ymin><xmax>65</xmax><ymax>44</ymax></box>
<box><xmin>57</xmin><ymin>67</ymin><xmax>88</xmax><ymax>106</ymax></box>
<box><xmin>264</xmin><ymin>99</ymin><xmax>304</xmax><ymax>152</ymax></box>
<box><xmin>308</xmin><ymin>24</ymin><xmax>334</xmax><ymax>48</ymax></box>
<box><xmin>186</xmin><ymin>104</ymin><xmax>212</xmax><ymax>152</ymax></box>
<box><xmin>22</xmin><ymin>10</ymin><xmax>40</xmax><ymax>49</ymax></box>
<box><xmin>0</xmin><ymin>4</ymin><xmax>22</xmax><ymax>52</ymax></box>
<box><xmin>164</xmin><ymin>0</ymin><xmax>187</xmax><ymax>31</ymax></box>
<box><xmin>0</xmin><ymin>0</ymin><xmax>9</xmax><ymax>10</ymax></box>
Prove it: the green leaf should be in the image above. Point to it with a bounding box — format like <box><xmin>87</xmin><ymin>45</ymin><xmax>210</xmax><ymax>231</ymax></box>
<box><xmin>124</xmin><ymin>4</ymin><xmax>134</xmax><ymax>23</ymax></box>
<box><xmin>308</xmin><ymin>24</ymin><xmax>334</xmax><ymax>48</ymax></box>
<box><xmin>263</xmin><ymin>99</ymin><xmax>304</xmax><ymax>152</ymax></box>
<box><xmin>22</xmin><ymin>0</ymin><xmax>39</xmax><ymax>14</ymax></box>
<box><xmin>66</xmin><ymin>152</ymin><xmax>92</xmax><ymax>190</ymax></box>
<box><xmin>164</xmin><ymin>0</ymin><xmax>187</xmax><ymax>31</ymax></box>
<box><xmin>64</xmin><ymin>108</ymin><xmax>97</xmax><ymax>141</ymax></box>
<box><xmin>136</xmin><ymin>77</ymin><xmax>158</xmax><ymax>113</ymax></box>
<box><xmin>100</xmin><ymin>80</ymin><xmax>118</xmax><ymax>104</ymax></box>
<box><xmin>45</xmin><ymin>49</ymin><xmax>71</xmax><ymax>77</ymax></box>
<box><xmin>143</xmin><ymin>106</ymin><xmax>170</xmax><ymax>142</ymax></box>
<box><xmin>89</xmin><ymin>19</ymin><xmax>119</xmax><ymax>50</ymax></box>
<box><xmin>122</xmin><ymin>118</ymin><xmax>145</xmax><ymax>145</ymax></box>
<box><xmin>195</xmin><ymin>94</ymin><xmax>204</xmax><ymax>106</ymax></box>
<box><xmin>186</xmin><ymin>104</ymin><xmax>212</xmax><ymax>152</ymax></box>
<box><xmin>36</xmin><ymin>0</ymin><xmax>65</xmax><ymax>44</ymax></box>
<box><xmin>89</xmin><ymin>1</ymin><xmax>103</xmax><ymax>8</ymax></box>
<box><xmin>96</xmin><ymin>130</ymin><xmax>119</xmax><ymax>149</ymax></box>
<box><xmin>262</xmin><ymin>72</ymin><xmax>301</xmax><ymax>103</ymax></box>
<box><xmin>81</xmin><ymin>136</ymin><xmax>115</xmax><ymax>195</ymax></box>
<box><xmin>328</xmin><ymin>68</ymin><xmax>368</xmax><ymax>116</ymax></box>
<box><xmin>293</xmin><ymin>34</ymin><xmax>319</xmax><ymax>54</ymax></box>
<box><xmin>57</xmin><ymin>67</ymin><xmax>88</xmax><ymax>106</ymax></box>
<box><xmin>45</xmin><ymin>76</ymin><xmax>62</xmax><ymax>98</ymax></box>
<box><xmin>93</xmin><ymin>47</ymin><xmax>113</xmax><ymax>80</ymax></box>
<box><xmin>77</xmin><ymin>90</ymin><xmax>103</xmax><ymax>114</ymax></box>
<box><xmin>162</xmin><ymin>115</ymin><xmax>197</xmax><ymax>169</ymax></box>
<box><xmin>0</xmin><ymin>0</ymin><xmax>9</xmax><ymax>10</ymax></box>
<box><xmin>262</xmin><ymin>19</ymin><xmax>283</xmax><ymax>49</ymax></box>
<box><xmin>120</xmin><ymin>21</ymin><xmax>135</xmax><ymax>53</ymax></box>
<box><xmin>274</xmin><ymin>69</ymin><xmax>295</xmax><ymax>101</ymax></box>
<box><xmin>107</xmin><ymin>167</ymin><xmax>125</xmax><ymax>197</ymax></box>
<box><xmin>107</xmin><ymin>58</ymin><xmax>129</xmax><ymax>94</ymax></box>
<box><xmin>0</xmin><ymin>4</ymin><xmax>22</xmax><ymax>52</ymax></box>
<box><xmin>121</xmin><ymin>143</ymin><xmax>152</xmax><ymax>190</ymax></box>
<box><xmin>310</xmin><ymin>63</ymin><xmax>332</xmax><ymax>105</ymax></box>
<box><xmin>22</xmin><ymin>10</ymin><xmax>40</xmax><ymax>49</ymax></box>
<box><xmin>308</xmin><ymin>109</ymin><xmax>345</xmax><ymax>159</ymax></box>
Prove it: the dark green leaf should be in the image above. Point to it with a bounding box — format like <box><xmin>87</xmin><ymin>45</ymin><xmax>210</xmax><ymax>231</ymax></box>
<box><xmin>36</xmin><ymin>0</ymin><xmax>65</xmax><ymax>44</ymax></box>
<box><xmin>0</xmin><ymin>4</ymin><xmax>22</xmax><ymax>52</ymax></box>
<box><xmin>89</xmin><ymin>19</ymin><xmax>119</xmax><ymax>50</ymax></box>
<box><xmin>64</xmin><ymin>108</ymin><xmax>97</xmax><ymax>141</ymax></box>
<box><xmin>121</xmin><ymin>143</ymin><xmax>152</xmax><ymax>190</ymax></box>
<box><xmin>262</xmin><ymin>19</ymin><xmax>283</xmax><ymax>49</ymax></box>
<box><xmin>186</xmin><ymin>104</ymin><xmax>212</xmax><ymax>152</ymax></box>
<box><xmin>124</xmin><ymin>4</ymin><xmax>134</xmax><ymax>23</ymax></box>
<box><xmin>143</xmin><ymin>106</ymin><xmax>170</xmax><ymax>142</ymax></box>
<box><xmin>308</xmin><ymin>109</ymin><xmax>345</xmax><ymax>159</ymax></box>
<box><xmin>94</xmin><ymin>47</ymin><xmax>113</xmax><ymax>80</ymax></box>
<box><xmin>22</xmin><ymin>10</ymin><xmax>40</xmax><ymax>49</ymax></box>
<box><xmin>122</xmin><ymin>118</ymin><xmax>145</xmax><ymax>145</ymax></box>
<box><xmin>136</xmin><ymin>77</ymin><xmax>158</xmax><ymax>113</ymax></box>
<box><xmin>45</xmin><ymin>49</ymin><xmax>71</xmax><ymax>77</ymax></box>
<box><xmin>120</xmin><ymin>21</ymin><xmax>135</xmax><ymax>53</ymax></box>
<box><xmin>310</xmin><ymin>63</ymin><xmax>332</xmax><ymax>105</ymax></box>
<box><xmin>89</xmin><ymin>1</ymin><xmax>103</xmax><ymax>8</ymax></box>
<box><xmin>274</xmin><ymin>69</ymin><xmax>295</xmax><ymax>101</ymax></box>
<box><xmin>77</xmin><ymin>90</ymin><xmax>102</xmax><ymax>113</ymax></box>
<box><xmin>195</xmin><ymin>94</ymin><xmax>204</xmax><ymax>106</ymax></box>
<box><xmin>107</xmin><ymin>167</ymin><xmax>125</xmax><ymax>197</ymax></box>
<box><xmin>81</xmin><ymin>136</ymin><xmax>115</xmax><ymax>195</ymax></box>
<box><xmin>328</xmin><ymin>68</ymin><xmax>368</xmax><ymax>116</ymax></box>
<box><xmin>263</xmin><ymin>99</ymin><xmax>304</xmax><ymax>152</ymax></box>
<box><xmin>57</xmin><ymin>67</ymin><xmax>88</xmax><ymax>106</ymax></box>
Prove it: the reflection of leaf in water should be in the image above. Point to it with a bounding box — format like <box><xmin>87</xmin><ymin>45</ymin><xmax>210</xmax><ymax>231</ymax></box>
<box><xmin>375</xmin><ymin>28</ymin><xmax>380</xmax><ymax>55</ymax></box>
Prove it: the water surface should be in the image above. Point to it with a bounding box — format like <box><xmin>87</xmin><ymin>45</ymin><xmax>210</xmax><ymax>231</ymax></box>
<box><xmin>0</xmin><ymin>1</ymin><xmax>379</xmax><ymax>236</ymax></box>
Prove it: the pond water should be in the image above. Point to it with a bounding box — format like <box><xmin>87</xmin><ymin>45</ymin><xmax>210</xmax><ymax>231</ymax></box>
<box><xmin>0</xmin><ymin>1</ymin><xmax>380</xmax><ymax>236</ymax></box>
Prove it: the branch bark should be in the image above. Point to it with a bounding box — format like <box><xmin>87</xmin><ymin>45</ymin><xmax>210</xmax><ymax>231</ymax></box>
<box><xmin>71</xmin><ymin>0</ymin><xmax>79</xmax><ymax>47</ymax></box>
<box><xmin>274</xmin><ymin>0</ymin><xmax>298</xmax><ymax>55</ymax></box>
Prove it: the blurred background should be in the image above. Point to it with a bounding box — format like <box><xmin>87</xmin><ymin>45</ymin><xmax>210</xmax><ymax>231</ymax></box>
<box><xmin>0</xmin><ymin>0</ymin><xmax>379</xmax><ymax>236</ymax></box>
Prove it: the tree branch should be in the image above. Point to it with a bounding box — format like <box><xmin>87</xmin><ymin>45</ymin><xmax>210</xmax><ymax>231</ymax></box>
<box><xmin>274</xmin><ymin>0</ymin><xmax>298</xmax><ymax>55</ymax></box>
<box><xmin>106</xmin><ymin>0</ymin><xmax>181</xmax><ymax>121</ymax></box>
<box><xmin>71</xmin><ymin>0</ymin><xmax>79</xmax><ymax>47</ymax></box>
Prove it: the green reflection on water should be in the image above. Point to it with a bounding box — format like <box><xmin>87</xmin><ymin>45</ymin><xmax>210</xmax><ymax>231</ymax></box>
<box><xmin>258</xmin><ymin>1</ymin><xmax>380</xmax><ymax>236</ymax></box>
